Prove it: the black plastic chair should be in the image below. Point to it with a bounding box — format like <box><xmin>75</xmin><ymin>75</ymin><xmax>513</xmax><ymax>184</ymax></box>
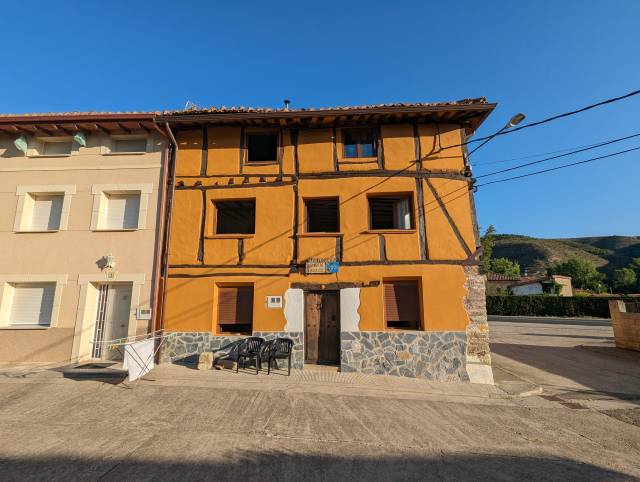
<box><xmin>236</xmin><ymin>337</ymin><xmax>264</xmax><ymax>374</ymax></box>
<box><xmin>267</xmin><ymin>338</ymin><xmax>294</xmax><ymax>376</ymax></box>
<box><xmin>258</xmin><ymin>339</ymin><xmax>275</xmax><ymax>371</ymax></box>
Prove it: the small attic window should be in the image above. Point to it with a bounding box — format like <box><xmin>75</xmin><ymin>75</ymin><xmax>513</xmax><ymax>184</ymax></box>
<box><xmin>343</xmin><ymin>128</ymin><xmax>375</xmax><ymax>158</ymax></box>
<box><xmin>112</xmin><ymin>137</ymin><xmax>147</xmax><ymax>153</ymax></box>
<box><xmin>42</xmin><ymin>139</ymin><xmax>72</xmax><ymax>156</ymax></box>
<box><xmin>247</xmin><ymin>132</ymin><xmax>278</xmax><ymax>163</ymax></box>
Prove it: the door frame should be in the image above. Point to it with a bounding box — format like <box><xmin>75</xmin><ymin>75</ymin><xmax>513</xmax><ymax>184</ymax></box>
<box><xmin>72</xmin><ymin>274</ymin><xmax>145</xmax><ymax>363</ymax></box>
<box><xmin>92</xmin><ymin>282</ymin><xmax>134</xmax><ymax>360</ymax></box>
<box><xmin>303</xmin><ymin>289</ymin><xmax>341</xmax><ymax>365</ymax></box>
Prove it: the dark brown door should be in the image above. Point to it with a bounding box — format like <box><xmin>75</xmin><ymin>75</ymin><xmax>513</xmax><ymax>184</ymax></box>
<box><xmin>304</xmin><ymin>291</ymin><xmax>340</xmax><ymax>365</ymax></box>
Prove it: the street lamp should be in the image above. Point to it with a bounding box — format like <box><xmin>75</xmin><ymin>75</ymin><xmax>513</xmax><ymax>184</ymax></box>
<box><xmin>467</xmin><ymin>112</ymin><xmax>526</xmax><ymax>157</ymax></box>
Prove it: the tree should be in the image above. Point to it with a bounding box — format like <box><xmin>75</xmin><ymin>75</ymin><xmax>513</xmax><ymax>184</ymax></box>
<box><xmin>480</xmin><ymin>225</ymin><xmax>496</xmax><ymax>273</ymax></box>
<box><xmin>612</xmin><ymin>268</ymin><xmax>637</xmax><ymax>293</ymax></box>
<box><xmin>490</xmin><ymin>257</ymin><xmax>520</xmax><ymax>277</ymax></box>
<box><xmin>549</xmin><ymin>257</ymin><xmax>606</xmax><ymax>292</ymax></box>
<box><xmin>629</xmin><ymin>257</ymin><xmax>640</xmax><ymax>290</ymax></box>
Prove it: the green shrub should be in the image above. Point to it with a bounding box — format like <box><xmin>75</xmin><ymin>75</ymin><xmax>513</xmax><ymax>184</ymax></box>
<box><xmin>486</xmin><ymin>295</ymin><xmax>633</xmax><ymax>318</ymax></box>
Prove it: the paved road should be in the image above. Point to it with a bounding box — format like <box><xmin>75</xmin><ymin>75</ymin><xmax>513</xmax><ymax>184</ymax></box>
<box><xmin>1</xmin><ymin>359</ymin><xmax>640</xmax><ymax>480</ymax></box>
<box><xmin>490</xmin><ymin>316</ymin><xmax>640</xmax><ymax>409</ymax></box>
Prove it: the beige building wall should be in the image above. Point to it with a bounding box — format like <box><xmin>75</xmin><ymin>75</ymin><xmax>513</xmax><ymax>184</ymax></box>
<box><xmin>0</xmin><ymin>132</ymin><xmax>165</xmax><ymax>362</ymax></box>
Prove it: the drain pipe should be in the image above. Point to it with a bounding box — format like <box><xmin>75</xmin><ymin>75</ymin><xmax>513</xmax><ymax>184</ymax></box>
<box><xmin>153</xmin><ymin>122</ymin><xmax>178</xmax><ymax>335</ymax></box>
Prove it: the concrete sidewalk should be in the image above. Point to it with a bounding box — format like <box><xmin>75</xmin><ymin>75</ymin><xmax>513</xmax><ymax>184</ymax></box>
<box><xmin>1</xmin><ymin>361</ymin><xmax>640</xmax><ymax>480</ymax></box>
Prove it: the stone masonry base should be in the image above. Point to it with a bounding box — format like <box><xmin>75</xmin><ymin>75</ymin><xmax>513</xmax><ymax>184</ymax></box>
<box><xmin>161</xmin><ymin>330</ymin><xmax>469</xmax><ymax>381</ymax></box>
<box><xmin>340</xmin><ymin>331</ymin><xmax>468</xmax><ymax>381</ymax></box>
<box><xmin>160</xmin><ymin>331</ymin><xmax>304</xmax><ymax>369</ymax></box>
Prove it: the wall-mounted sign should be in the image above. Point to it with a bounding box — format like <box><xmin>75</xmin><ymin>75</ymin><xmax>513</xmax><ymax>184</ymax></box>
<box><xmin>266</xmin><ymin>296</ymin><xmax>283</xmax><ymax>308</ymax></box>
<box><xmin>305</xmin><ymin>258</ymin><xmax>339</xmax><ymax>274</ymax></box>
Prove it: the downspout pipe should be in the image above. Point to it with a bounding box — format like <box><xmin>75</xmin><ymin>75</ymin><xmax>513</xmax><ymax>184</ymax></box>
<box><xmin>156</xmin><ymin>122</ymin><xmax>178</xmax><ymax>335</ymax></box>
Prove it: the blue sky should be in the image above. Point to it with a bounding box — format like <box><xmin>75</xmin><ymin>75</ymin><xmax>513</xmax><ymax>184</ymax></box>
<box><xmin>1</xmin><ymin>1</ymin><xmax>638</xmax><ymax>238</ymax></box>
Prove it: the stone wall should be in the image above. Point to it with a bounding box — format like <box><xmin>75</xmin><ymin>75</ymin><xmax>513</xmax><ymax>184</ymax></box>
<box><xmin>160</xmin><ymin>331</ymin><xmax>304</xmax><ymax>369</ymax></box>
<box><xmin>340</xmin><ymin>331</ymin><xmax>468</xmax><ymax>381</ymax></box>
<box><xmin>464</xmin><ymin>265</ymin><xmax>491</xmax><ymax>365</ymax></box>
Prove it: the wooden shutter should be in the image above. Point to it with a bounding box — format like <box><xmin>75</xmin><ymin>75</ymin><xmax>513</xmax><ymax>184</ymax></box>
<box><xmin>218</xmin><ymin>286</ymin><xmax>253</xmax><ymax>325</ymax></box>
<box><xmin>105</xmin><ymin>193</ymin><xmax>140</xmax><ymax>229</ymax></box>
<box><xmin>384</xmin><ymin>281</ymin><xmax>420</xmax><ymax>326</ymax></box>
<box><xmin>9</xmin><ymin>283</ymin><xmax>55</xmax><ymax>326</ymax></box>
<box><xmin>30</xmin><ymin>195</ymin><xmax>63</xmax><ymax>231</ymax></box>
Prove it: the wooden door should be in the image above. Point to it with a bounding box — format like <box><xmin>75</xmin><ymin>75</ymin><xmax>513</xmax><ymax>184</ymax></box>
<box><xmin>304</xmin><ymin>291</ymin><xmax>340</xmax><ymax>365</ymax></box>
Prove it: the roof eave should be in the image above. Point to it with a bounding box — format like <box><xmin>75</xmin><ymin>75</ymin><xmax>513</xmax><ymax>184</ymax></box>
<box><xmin>156</xmin><ymin>103</ymin><xmax>496</xmax><ymax>133</ymax></box>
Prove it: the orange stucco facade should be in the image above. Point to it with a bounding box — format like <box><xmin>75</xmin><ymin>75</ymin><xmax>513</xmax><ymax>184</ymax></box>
<box><xmin>164</xmin><ymin>122</ymin><xmax>479</xmax><ymax>334</ymax></box>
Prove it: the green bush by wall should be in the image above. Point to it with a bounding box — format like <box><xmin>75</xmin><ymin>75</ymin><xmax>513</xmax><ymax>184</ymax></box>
<box><xmin>486</xmin><ymin>296</ymin><xmax>633</xmax><ymax>318</ymax></box>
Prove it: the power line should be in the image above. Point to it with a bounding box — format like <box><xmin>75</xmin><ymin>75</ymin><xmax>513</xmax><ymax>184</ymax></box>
<box><xmin>473</xmin><ymin>141</ymin><xmax>604</xmax><ymax>167</ymax></box>
<box><xmin>477</xmin><ymin>146</ymin><xmax>640</xmax><ymax>187</ymax></box>
<box><xmin>487</xmin><ymin>89</ymin><xmax>640</xmax><ymax>138</ymax></box>
<box><xmin>420</xmin><ymin>144</ymin><xmax>640</xmax><ymax>217</ymax></box>
<box><xmin>429</xmin><ymin>88</ymin><xmax>640</xmax><ymax>155</ymax></box>
<box><xmin>475</xmin><ymin>132</ymin><xmax>640</xmax><ymax>179</ymax></box>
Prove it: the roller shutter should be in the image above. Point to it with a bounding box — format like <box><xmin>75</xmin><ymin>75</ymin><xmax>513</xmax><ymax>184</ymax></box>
<box><xmin>384</xmin><ymin>281</ymin><xmax>420</xmax><ymax>329</ymax></box>
<box><xmin>217</xmin><ymin>286</ymin><xmax>254</xmax><ymax>325</ymax></box>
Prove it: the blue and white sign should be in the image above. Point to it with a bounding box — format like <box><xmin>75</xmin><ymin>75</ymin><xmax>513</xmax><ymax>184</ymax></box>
<box><xmin>326</xmin><ymin>261</ymin><xmax>340</xmax><ymax>273</ymax></box>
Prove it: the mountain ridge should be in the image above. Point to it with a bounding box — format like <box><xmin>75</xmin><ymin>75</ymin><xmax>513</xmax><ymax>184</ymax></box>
<box><xmin>492</xmin><ymin>234</ymin><xmax>640</xmax><ymax>279</ymax></box>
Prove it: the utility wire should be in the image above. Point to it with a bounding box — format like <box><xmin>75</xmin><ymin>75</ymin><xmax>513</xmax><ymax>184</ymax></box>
<box><xmin>475</xmin><ymin>132</ymin><xmax>640</xmax><ymax>179</ymax></box>
<box><xmin>419</xmin><ymin>144</ymin><xmax>640</xmax><ymax>217</ymax></box>
<box><xmin>473</xmin><ymin>141</ymin><xmax>606</xmax><ymax>167</ymax></box>
<box><xmin>486</xmin><ymin>89</ymin><xmax>640</xmax><ymax>138</ymax></box>
<box><xmin>477</xmin><ymin>146</ymin><xmax>640</xmax><ymax>187</ymax></box>
<box><xmin>429</xmin><ymin>88</ymin><xmax>640</xmax><ymax>155</ymax></box>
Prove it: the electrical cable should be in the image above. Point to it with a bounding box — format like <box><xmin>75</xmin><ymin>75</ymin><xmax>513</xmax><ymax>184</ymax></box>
<box><xmin>429</xmin><ymin>88</ymin><xmax>640</xmax><ymax>155</ymax></box>
<box><xmin>477</xmin><ymin>146</ymin><xmax>640</xmax><ymax>188</ymax></box>
<box><xmin>475</xmin><ymin>132</ymin><xmax>640</xmax><ymax>179</ymax></box>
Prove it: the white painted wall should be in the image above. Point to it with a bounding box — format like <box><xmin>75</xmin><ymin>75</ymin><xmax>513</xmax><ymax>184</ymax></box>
<box><xmin>340</xmin><ymin>288</ymin><xmax>360</xmax><ymax>332</ymax></box>
<box><xmin>283</xmin><ymin>288</ymin><xmax>304</xmax><ymax>332</ymax></box>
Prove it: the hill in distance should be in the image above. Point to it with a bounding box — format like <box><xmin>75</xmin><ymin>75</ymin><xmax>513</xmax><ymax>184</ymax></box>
<box><xmin>492</xmin><ymin>234</ymin><xmax>640</xmax><ymax>279</ymax></box>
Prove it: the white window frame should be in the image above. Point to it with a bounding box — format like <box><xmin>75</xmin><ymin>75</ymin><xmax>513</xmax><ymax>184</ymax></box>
<box><xmin>0</xmin><ymin>275</ymin><xmax>68</xmax><ymax>329</ymax></box>
<box><xmin>90</xmin><ymin>183</ymin><xmax>152</xmax><ymax>231</ymax></box>
<box><xmin>27</xmin><ymin>136</ymin><xmax>76</xmax><ymax>157</ymax></box>
<box><xmin>101</xmin><ymin>134</ymin><xmax>152</xmax><ymax>155</ymax></box>
<box><xmin>14</xmin><ymin>185</ymin><xmax>76</xmax><ymax>232</ymax></box>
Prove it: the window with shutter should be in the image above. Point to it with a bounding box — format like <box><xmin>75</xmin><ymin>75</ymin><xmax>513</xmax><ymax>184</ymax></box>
<box><xmin>215</xmin><ymin>200</ymin><xmax>255</xmax><ymax>235</ymax></box>
<box><xmin>384</xmin><ymin>280</ymin><xmax>421</xmax><ymax>330</ymax></box>
<box><xmin>104</xmin><ymin>193</ymin><xmax>140</xmax><ymax>230</ymax></box>
<box><xmin>30</xmin><ymin>194</ymin><xmax>63</xmax><ymax>231</ymax></box>
<box><xmin>369</xmin><ymin>195</ymin><xmax>414</xmax><ymax>230</ymax></box>
<box><xmin>217</xmin><ymin>285</ymin><xmax>253</xmax><ymax>334</ymax></box>
<box><xmin>305</xmin><ymin>198</ymin><xmax>340</xmax><ymax>233</ymax></box>
<box><xmin>9</xmin><ymin>283</ymin><xmax>56</xmax><ymax>326</ymax></box>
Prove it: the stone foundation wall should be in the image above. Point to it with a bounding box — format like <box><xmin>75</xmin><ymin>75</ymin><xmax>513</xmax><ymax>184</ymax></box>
<box><xmin>463</xmin><ymin>265</ymin><xmax>491</xmax><ymax>365</ymax></box>
<box><xmin>160</xmin><ymin>331</ymin><xmax>304</xmax><ymax>369</ymax></box>
<box><xmin>340</xmin><ymin>331</ymin><xmax>468</xmax><ymax>381</ymax></box>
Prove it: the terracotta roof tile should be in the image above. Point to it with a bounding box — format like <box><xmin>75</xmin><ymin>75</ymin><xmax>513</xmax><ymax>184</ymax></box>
<box><xmin>162</xmin><ymin>97</ymin><xmax>490</xmax><ymax>115</ymax></box>
<box><xmin>0</xmin><ymin>111</ymin><xmax>158</xmax><ymax>118</ymax></box>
